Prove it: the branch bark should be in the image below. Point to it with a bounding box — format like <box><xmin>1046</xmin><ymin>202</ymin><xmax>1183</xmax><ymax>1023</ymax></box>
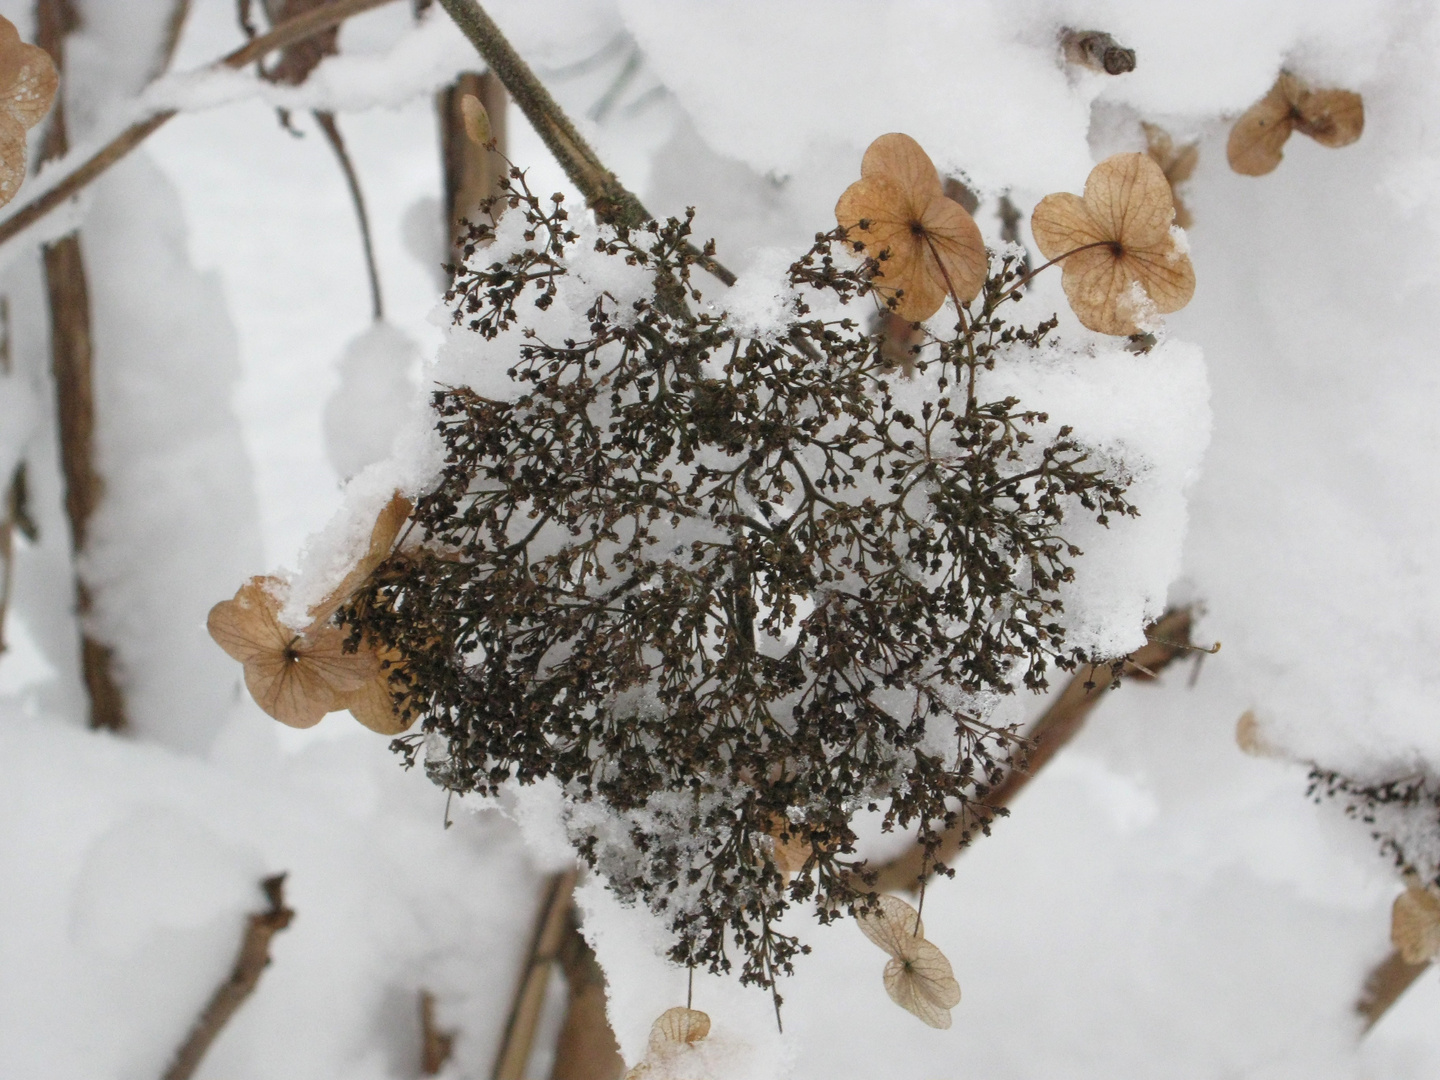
<box><xmin>420</xmin><ymin>988</ymin><xmax>457</xmax><ymax>1075</ymax></box>
<box><xmin>434</xmin><ymin>0</ymin><xmax>736</xmax><ymax>287</ymax></box>
<box><xmin>438</xmin><ymin>69</ymin><xmax>508</xmax><ymax>259</ymax></box>
<box><xmin>160</xmin><ymin>873</ymin><xmax>295</xmax><ymax>1080</ymax></box>
<box><xmin>870</xmin><ymin>608</ymin><xmax>1196</xmax><ymax>893</ymax></box>
<box><xmin>550</xmin><ymin>903</ymin><xmax>624</xmax><ymax>1080</ymax></box>
<box><xmin>493</xmin><ymin>868</ymin><xmax>578</xmax><ymax>1080</ymax></box>
<box><xmin>0</xmin><ymin>0</ymin><xmax>399</xmax><ymax>250</ymax></box>
<box><xmin>1357</xmin><ymin>949</ymin><xmax>1432</xmax><ymax>1033</ymax></box>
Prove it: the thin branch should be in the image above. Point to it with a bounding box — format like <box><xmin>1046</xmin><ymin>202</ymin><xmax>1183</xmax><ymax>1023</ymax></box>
<box><xmin>420</xmin><ymin>989</ymin><xmax>457</xmax><ymax>1075</ymax></box>
<box><xmin>434</xmin><ymin>0</ymin><xmax>736</xmax><ymax>287</ymax></box>
<box><xmin>493</xmin><ymin>867</ymin><xmax>578</xmax><ymax>1080</ymax></box>
<box><xmin>313</xmin><ymin>110</ymin><xmax>384</xmax><ymax>320</ymax></box>
<box><xmin>1356</xmin><ymin>949</ymin><xmax>1431</xmax><ymax>1033</ymax></box>
<box><xmin>149</xmin><ymin>0</ymin><xmax>194</xmax><ymax>83</ymax></box>
<box><xmin>870</xmin><ymin>608</ymin><xmax>1195</xmax><ymax>893</ymax></box>
<box><xmin>0</xmin><ymin>0</ymin><xmax>398</xmax><ymax>249</ymax></box>
<box><xmin>160</xmin><ymin>873</ymin><xmax>295</xmax><ymax>1080</ymax></box>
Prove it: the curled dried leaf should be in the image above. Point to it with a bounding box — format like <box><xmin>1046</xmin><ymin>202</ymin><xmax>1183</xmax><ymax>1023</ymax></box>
<box><xmin>882</xmin><ymin>937</ymin><xmax>961</xmax><ymax>1029</ymax></box>
<box><xmin>1228</xmin><ymin>72</ymin><xmax>1363</xmax><ymax>176</ymax></box>
<box><xmin>855</xmin><ymin>894</ymin><xmax>924</xmax><ymax>958</ymax></box>
<box><xmin>1143</xmin><ymin>122</ymin><xmax>1198</xmax><ymax>230</ymax></box>
<box><xmin>461</xmin><ymin>92</ymin><xmax>491</xmax><ymax>147</ymax></box>
<box><xmin>309</xmin><ymin>492</ymin><xmax>412</xmax><ymax>625</ymax></box>
<box><xmin>208</xmin><ymin>576</ymin><xmax>376</xmax><ymax>727</ymax></box>
<box><xmin>649</xmin><ymin>1007</ymin><xmax>711</xmax><ymax>1050</ymax></box>
<box><xmin>835</xmin><ymin>133</ymin><xmax>987</xmax><ymax>322</ymax></box>
<box><xmin>1031</xmin><ymin>152</ymin><xmax>1195</xmax><ymax>335</ymax></box>
<box><xmin>1391</xmin><ymin>885</ymin><xmax>1440</xmax><ymax>965</ymax></box>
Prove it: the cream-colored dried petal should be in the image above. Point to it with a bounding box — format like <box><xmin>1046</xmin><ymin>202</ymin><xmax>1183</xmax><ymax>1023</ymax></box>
<box><xmin>916</xmin><ymin>193</ymin><xmax>987</xmax><ymax>305</ymax></box>
<box><xmin>855</xmin><ymin>894</ymin><xmax>924</xmax><ymax>958</ymax></box>
<box><xmin>1228</xmin><ymin>79</ymin><xmax>1295</xmax><ymax>176</ymax></box>
<box><xmin>245</xmin><ymin>649</ymin><xmax>342</xmax><ymax>728</ymax></box>
<box><xmin>309</xmin><ymin>492</ymin><xmax>413</xmax><ymax>624</ymax></box>
<box><xmin>1056</xmin><ymin>245</ymin><xmax>1140</xmax><ymax>336</ymax></box>
<box><xmin>1083</xmin><ymin>153</ymin><xmax>1176</xmax><ymax>250</ymax></box>
<box><xmin>340</xmin><ymin>647</ymin><xmax>417</xmax><ymax>735</ymax></box>
<box><xmin>648</xmin><ymin>1007</ymin><xmax>710</xmax><ymax>1051</ymax></box>
<box><xmin>0</xmin><ymin>111</ymin><xmax>25</xmax><ymax>210</ymax></box>
<box><xmin>1121</xmin><ymin>242</ymin><xmax>1195</xmax><ymax>316</ymax></box>
<box><xmin>837</xmin><ymin>175</ymin><xmax>941</xmax><ymax>321</ymax></box>
<box><xmin>859</xmin><ymin>132</ymin><xmax>943</xmax><ymax>203</ymax></box>
<box><xmin>1294</xmin><ymin>86</ymin><xmax>1363</xmax><ymax>148</ymax></box>
<box><xmin>1392</xmin><ymin>886</ymin><xmax>1440</xmax><ymax>965</ymax></box>
<box><xmin>1030</xmin><ymin>191</ymin><xmax>1104</xmax><ymax>263</ymax></box>
<box><xmin>461</xmin><ymin>92</ymin><xmax>491</xmax><ymax>147</ymax></box>
<box><xmin>882</xmin><ymin>938</ymin><xmax>960</xmax><ymax>1029</ymax></box>
<box><xmin>208</xmin><ymin>576</ymin><xmax>292</xmax><ymax>664</ymax></box>
<box><xmin>0</xmin><ymin>43</ymin><xmax>56</xmax><ymax>130</ymax></box>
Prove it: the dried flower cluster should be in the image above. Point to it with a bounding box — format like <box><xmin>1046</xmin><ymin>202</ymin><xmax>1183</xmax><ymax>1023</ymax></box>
<box><xmin>1228</xmin><ymin>71</ymin><xmax>1363</xmax><ymax>177</ymax></box>
<box><xmin>208</xmin><ymin>494</ymin><xmax>417</xmax><ymax>735</ymax></box>
<box><xmin>335</xmin><ymin>136</ymin><xmax>1150</xmax><ymax>1002</ymax></box>
<box><xmin>0</xmin><ymin>15</ymin><xmax>57</xmax><ymax>208</ymax></box>
<box><xmin>856</xmin><ymin>894</ymin><xmax>961</xmax><ymax>1028</ymax></box>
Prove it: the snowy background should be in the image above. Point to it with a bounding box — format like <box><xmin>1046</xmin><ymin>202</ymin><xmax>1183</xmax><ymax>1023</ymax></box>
<box><xmin>0</xmin><ymin>0</ymin><xmax>1437</xmax><ymax>1076</ymax></box>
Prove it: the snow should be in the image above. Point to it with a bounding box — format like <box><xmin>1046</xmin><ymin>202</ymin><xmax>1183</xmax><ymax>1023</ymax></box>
<box><xmin>1</xmin><ymin>0</ymin><xmax>1438</xmax><ymax>1076</ymax></box>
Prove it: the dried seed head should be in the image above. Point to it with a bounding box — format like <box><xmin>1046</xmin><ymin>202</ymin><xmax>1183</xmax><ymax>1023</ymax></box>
<box><xmin>1031</xmin><ymin>152</ymin><xmax>1195</xmax><ymax>335</ymax></box>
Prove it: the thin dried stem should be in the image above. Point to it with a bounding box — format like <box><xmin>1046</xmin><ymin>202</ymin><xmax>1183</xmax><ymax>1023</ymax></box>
<box><xmin>160</xmin><ymin>874</ymin><xmax>295</xmax><ymax>1080</ymax></box>
<box><xmin>0</xmin><ymin>0</ymin><xmax>398</xmax><ymax>249</ymax></box>
<box><xmin>433</xmin><ymin>0</ymin><xmax>736</xmax><ymax>286</ymax></box>
<box><xmin>420</xmin><ymin>989</ymin><xmax>457</xmax><ymax>1075</ymax></box>
<box><xmin>870</xmin><ymin>608</ymin><xmax>1195</xmax><ymax>893</ymax></box>
<box><xmin>493</xmin><ymin>868</ymin><xmax>578</xmax><ymax>1080</ymax></box>
<box><xmin>313</xmin><ymin>110</ymin><xmax>383</xmax><ymax>320</ymax></box>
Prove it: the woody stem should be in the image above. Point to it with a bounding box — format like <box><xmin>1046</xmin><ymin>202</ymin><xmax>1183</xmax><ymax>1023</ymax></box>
<box><xmin>1009</xmin><ymin>240</ymin><xmax>1117</xmax><ymax>293</ymax></box>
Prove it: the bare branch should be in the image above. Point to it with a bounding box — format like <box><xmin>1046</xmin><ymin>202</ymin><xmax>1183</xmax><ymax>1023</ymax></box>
<box><xmin>493</xmin><ymin>868</ymin><xmax>577</xmax><ymax>1080</ymax></box>
<box><xmin>160</xmin><ymin>873</ymin><xmax>295</xmax><ymax>1080</ymax></box>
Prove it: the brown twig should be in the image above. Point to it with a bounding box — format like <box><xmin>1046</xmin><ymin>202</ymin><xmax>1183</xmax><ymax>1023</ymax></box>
<box><xmin>160</xmin><ymin>873</ymin><xmax>295</xmax><ymax>1080</ymax></box>
<box><xmin>0</xmin><ymin>0</ymin><xmax>398</xmax><ymax>250</ymax></box>
<box><xmin>438</xmin><ymin>70</ymin><xmax>508</xmax><ymax>258</ymax></box>
<box><xmin>1060</xmin><ymin>29</ymin><xmax>1137</xmax><ymax>75</ymax></box>
<box><xmin>551</xmin><ymin>904</ymin><xmax>624</xmax><ymax>1080</ymax></box>
<box><xmin>434</xmin><ymin>0</ymin><xmax>736</xmax><ymax>287</ymax></box>
<box><xmin>871</xmin><ymin>608</ymin><xmax>1196</xmax><ymax>893</ymax></box>
<box><xmin>1356</xmin><ymin>949</ymin><xmax>1431</xmax><ymax>1033</ymax></box>
<box><xmin>313</xmin><ymin>110</ymin><xmax>384</xmax><ymax>320</ymax></box>
<box><xmin>493</xmin><ymin>868</ymin><xmax>578</xmax><ymax>1080</ymax></box>
<box><xmin>420</xmin><ymin>988</ymin><xmax>457</xmax><ymax>1075</ymax></box>
<box><xmin>149</xmin><ymin>0</ymin><xmax>194</xmax><ymax>82</ymax></box>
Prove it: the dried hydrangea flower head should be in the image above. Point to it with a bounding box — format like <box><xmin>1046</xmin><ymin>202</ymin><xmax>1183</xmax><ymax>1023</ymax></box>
<box><xmin>1392</xmin><ymin>885</ymin><xmax>1440</xmax><ymax>965</ymax></box>
<box><xmin>623</xmin><ymin>1007</ymin><xmax>711</xmax><ymax>1080</ymax></box>
<box><xmin>0</xmin><ymin>14</ymin><xmax>57</xmax><ymax>209</ymax></box>
<box><xmin>1030</xmin><ymin>152</ymin><xmax>1195</xmax><ymax>336</ymax></box>
<box><xmin>1142</xmin><ymin>122</ymin><xmax>1198</xmax><ymax>230</ymax></box>
<box><xmin>835</xmin><ymin>132</ymin><xmax>986</xmax><ymax>322</ymax></box>
<box><xmin>1227</xmin><ymin>71</ymin><xmax>1364</xmax><ymax>176</ymax></box>
<box><xmin>207</xmin><ymin>576</ymin><xmax>376</xmax><ymax>727</ymax></box>
<box><xmin>855</xmin><ymin>894</ymin><xmax>961</xmax><ymax>1028</ymax></box>
<box><xmin>308</xmin><ymin>492</ymin><xmax>412</xmax><ymax>625</ymax></box>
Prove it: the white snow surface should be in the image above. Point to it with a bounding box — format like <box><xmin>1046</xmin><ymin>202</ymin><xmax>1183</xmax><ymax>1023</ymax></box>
<box><xmin>1</xmin><ymin>0</ymin><xmax>1438</xmax><ymax>1077</ymax></box>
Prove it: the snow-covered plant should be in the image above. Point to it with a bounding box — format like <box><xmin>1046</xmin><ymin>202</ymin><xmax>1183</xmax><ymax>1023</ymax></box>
<box><xmin>1308</xmin><ymin>766</ymin><xmax>1440</xmax><ymax>892</ymax></box>
<box><xmin>331</xmin><ymin>133</ymin><xmax>1193</xmax><ymax>1001</ymax></box>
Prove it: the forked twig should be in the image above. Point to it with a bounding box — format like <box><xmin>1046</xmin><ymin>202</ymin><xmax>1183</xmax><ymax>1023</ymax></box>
<box><xmin>160</xmin><ymin>874</ymin><xmax>295</xmax><ymax>1080</ymax></box>
<box><xmin>871</xmin><ymin>608</ymin><xmax>1196</xmax><ymax>892</ymax></box>
<box><xmin>0</xmin><ymin>0</ymin><xmax>399</xmax><ymax>249</ymax></box>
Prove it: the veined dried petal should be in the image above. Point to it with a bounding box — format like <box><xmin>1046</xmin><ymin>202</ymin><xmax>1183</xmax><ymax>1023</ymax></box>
<box><xmin>648</xmin><ymin>1006</ymin><xmax>711</xmax><ymax>1050</ymax></box>
<box><xmin>309</xmin><ymin>491</ymin><xmax>412</xmax><ymax>624</ymax></box>
<box><xmin>882</xmin><ymin>937</ymin><xmax>961</xmax><ymax>1029</ymax></box>
<box><xmin>0</xmin><ymin>112</ymin><xmax>26</xmax><ymax>210</ymax></box>
<box><xmin>855</xmin><ymin>893</ymin><xmax>924</xmax><ymax>958</ymax></box>
<box><xmin>1143</xmin><ymin>122</ymin><xmax>1198</xmax><ymax>229</ymax></box>
<box><xmin>340</xmin><ymin>644</ymin><xmax>418</xmax><ymax>735</ymax></box>
<box><xmin>1392</xmin><ymin>886</ymin><xmax>1440</xmax><ymax>965</ymax></box>
<box><xmin>0</xmin><ymin>42</ymin><xmax>55</xmax><ymax>131</ymax></box>
<box><xmin>1293</xmin><ymin>85</ymin><xmax>1363</xmax><ymax>148</ymax></box>
<box><xmin>1228</xmin><ymin>72</ymin><xmax>1363</xmax><ymax>176</ymax></box>
<box><xmin>209</xmin><ymin>576</ymin><xmax>377</xmax><ymax>728</ymax></box>
<box><xmin>1031</xmin><ymin>152</ymin><xmax>1194</xmax><ymax>335</ymax></box>
<box><xmin>835</xmin><ymin>133</ymin><xmax>986</xmax><ymax>322</ymax></box>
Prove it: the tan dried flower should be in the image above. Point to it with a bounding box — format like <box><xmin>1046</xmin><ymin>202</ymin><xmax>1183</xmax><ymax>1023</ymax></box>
<box><xmin>309</xmin><ymin>492</ymin><xmax>412</xmax><ymax>624</ymax></box>
<box><xmin>622</xmin><ymin>1007</ymin><xmax>711</xmax><ymax>1080</ymax></box>
<box><xmin>208</xmin><ymin>577</ymin><xmax>377</xmax><ymax>727</ymax></box>
<box><xmin>337</xmin><ymin>643</ymin><xmax>418</xmax><ymax>735</ymax></box>
<box><xmin>1142</xmin><ymin>122</ymin><xmax>1198</xmax><ymax>230</ymax></box>
<box><xmin>0</xmin><ymin>15</ymin><xmax>58</xmax><ymax>209</ymax></box>
<box><xmin>883</xmin><ymin>936</ymin><xmax>962</xmax><ymax>1029</ymax></box>
<box><xmin>835</xmin><ymin>133</ymin><xmax>987</xmax><ymax>322</ymax></box>
<box><xmin>1227</xmin><ymin>72</ymin><xmax>1363</xmax><ymax>177</ymax></box>
<box><xmin>856</xmin><ymin>893</ymin><xmax>925</xmax><ymax>956</ymax></box>
<box><xmin>1030</xmin><ymin>152</ymin><xmax>1195</xmax><ymax>336</ymax></box>
<box><xmin>461</xmin><ymin>92</ymin><xmax>492</xmax><ymax>147</ymax></box>
<box><xmin>1391</xmin><ymin>885</ymin><xmax>1440</xmax><ymax>965</ymax></box>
